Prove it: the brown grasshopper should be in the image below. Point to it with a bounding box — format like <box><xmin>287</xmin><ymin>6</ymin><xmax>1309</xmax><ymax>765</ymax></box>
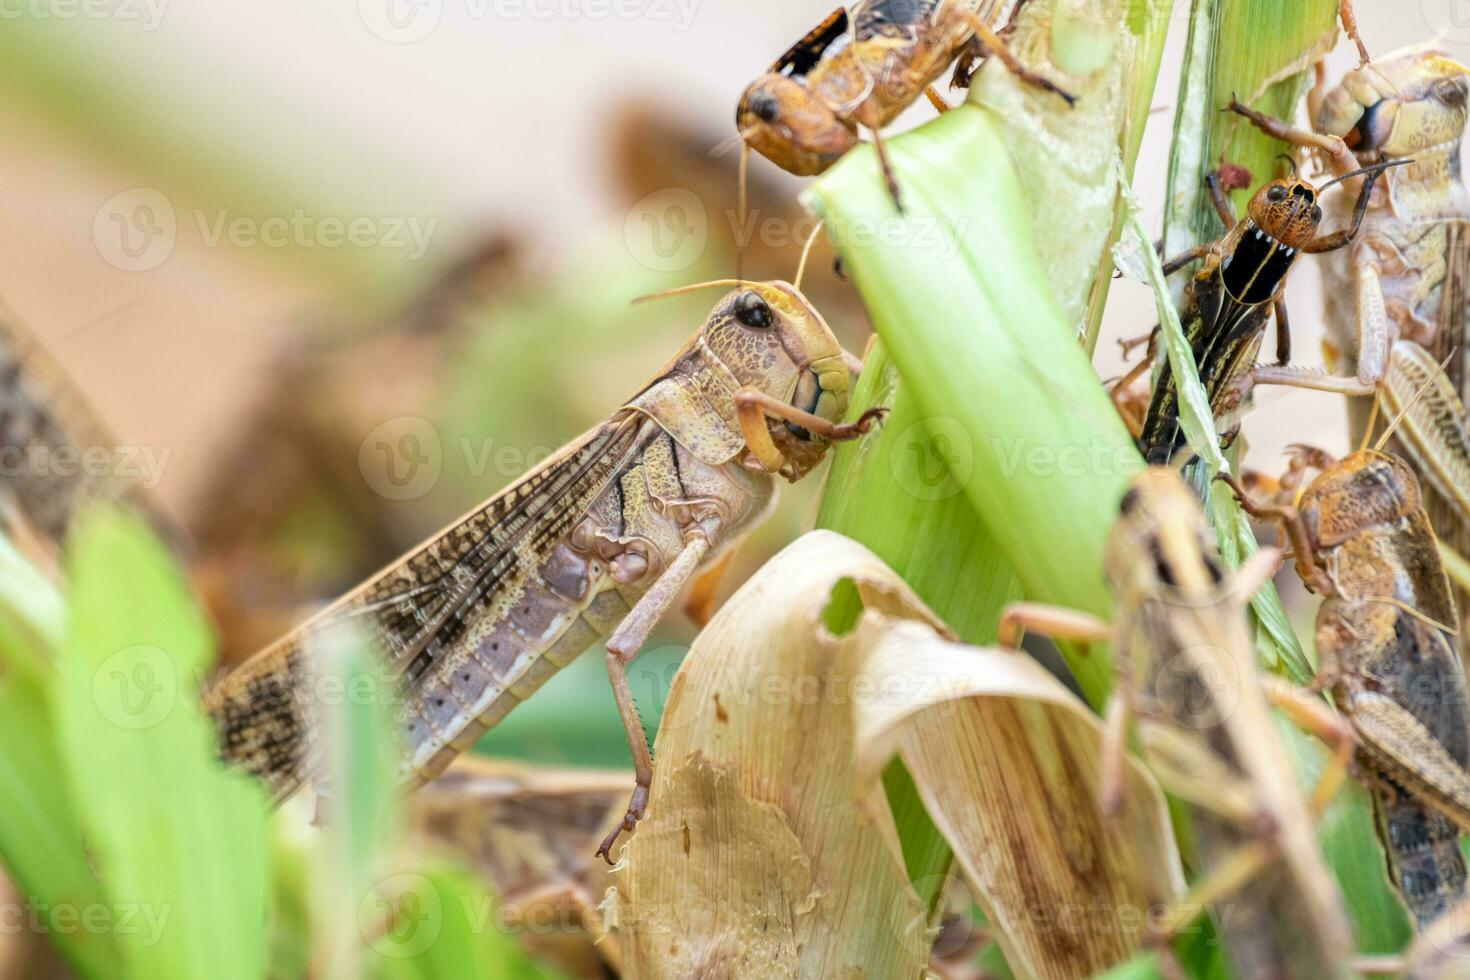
<box><xmin>735</xmin><ymin>0</ymin><xmax>1073</xmax><ymax>209</ymax></box>
<box><xmin>1133</xmin><ymin>157</ymin><xmax>1401</xmax><ymax>465</ymax></box>
<box><xmin>1229</xmin><ymin>48</ymin><xmax>1470</xmax><ymax>658</ymax></box>
<box><xmin>999</xmin><ymin>467</ymin><xmax>1356</xmax><ymax>977</ymax></box>
<box><xmin>206</xmin><ymin>279</ymin><xmax>883</xmax><ymax>862</ymax></box>
<box><xmin>1225</xmin><ymin>446</ymin><xmax>1470</xmax><ymax>929</ymax></box>
<box><xmin>413</xmin><ymin>756</ymin><xmax>629</xmax><ymax>978</ymax></box>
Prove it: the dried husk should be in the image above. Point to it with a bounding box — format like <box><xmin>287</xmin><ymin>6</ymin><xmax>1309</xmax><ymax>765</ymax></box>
<box><xmin>612</xmin><ymin>531</ymin><xmax>1180</xmax><ymax>979</ymax></box>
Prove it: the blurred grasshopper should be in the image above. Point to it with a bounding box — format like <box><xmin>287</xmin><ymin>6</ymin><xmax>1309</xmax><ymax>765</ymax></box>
<box><xmin>1225</xmin><ymin>440</ymin><xmax>1470</xmax><ymax>929</ymax></box>
<box><xmin>414</xmin><ymin>757</ymin><xmax>629</xmax><ymax>978</ymax></box>
<box><xmin>1000</xmin><ymin>468</ymin><xmax>1356</xmax><ymax>977</ymax></box>
<box><xmin>207</xmin><ymin>279</ymin><xmax>883</xmax><ymax>862</ymax></box>
<box><xmin>735</xmin><ymin>0</ymin><xmax>1073</xmax><ymax>209</ymax></box>
<box><xmin>0</xmin><ymin>313</ymin><xmax>178</xmax><ymax>568</ymax></box>
<box><xmin>1135</xmin><ymin>157</ymin><xmax>1401</xmax><ymax>465</ymax></box>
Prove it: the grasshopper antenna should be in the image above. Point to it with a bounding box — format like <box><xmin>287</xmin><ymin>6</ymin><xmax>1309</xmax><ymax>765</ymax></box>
<box><xmin>1373</xmin><ymin>349</ymin><xmax>1457</xmax><ymax>452</ymax></box>
<box><xmin>737</xmin><ymin>142</ymin><xmax>750</xmax><ymax>279</ymax></box>
<box><xmin>793</xmin><ymin>221</ymin><xmax>824</xmax><ymax>293</ymax></box>
<box><xmin>1318</xmin><ymin>158</ymin><xmax>1412</xmax><ymax>193</ymax></box>
<box><xmin>632</xmin><ymin>279</ymin><xmax>755</xmax><ymax>305</ymax></box>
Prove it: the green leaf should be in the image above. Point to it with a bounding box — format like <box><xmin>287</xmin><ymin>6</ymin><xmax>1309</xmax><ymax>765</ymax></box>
<box><xmin>0</xmin><ymin>672</ymin><xmax>116</xmax><ymax>979</ymax></box>
<box><xmin>806</xmin><ymin>105</ymin><xmax>1141</xmax><ymax>710</ymax></box>
<box><xmin>56</xmin><ymin>506</ymin><xmax>270</xmax><ymax>980</ymax></box>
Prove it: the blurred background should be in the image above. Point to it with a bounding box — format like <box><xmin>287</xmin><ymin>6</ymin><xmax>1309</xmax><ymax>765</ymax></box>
<box><xmin>0</xmin><ymin>0</ymin><xmax>1466</xmax><ymax>770</ymax></box>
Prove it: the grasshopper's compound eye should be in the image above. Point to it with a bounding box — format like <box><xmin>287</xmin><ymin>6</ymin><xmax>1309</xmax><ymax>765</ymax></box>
<box><xmin>1266</xmin><ymin>184</ymin><xmax>1287</xmax><ymax>202</ymax></box>
<box><xmin>1310</xmin><ymin>204</ymin><xmax>1322</xmax><ymax>223</ymax></box>
<box><xmin>734</xmin><ymin>290</ymin><xmax>774</xmax><ymax>329</ymax></box>
<box><xmin>748</xmin><ymin>91</ymin><xmax>780</xmax><ymax>123</ymax></box>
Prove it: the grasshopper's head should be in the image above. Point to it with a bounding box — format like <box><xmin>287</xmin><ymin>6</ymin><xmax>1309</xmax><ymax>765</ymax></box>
<box><xmin>737</xmin><ymin>74</ymin><xmax>858</xmax><ymax>176</ymax></box>
<box><xmin>1317</xmin><ymin>46</ymin><xmax>1470</xmax><ymax>160</ymax></box>
<box><xmin>1299</xmin><ymin>449</ymin><xmax>1423</xmax><ymax>548</ymax></box>
<box><xmin>1105</xmin><ymin>468</ymin><xmax>1224</xmax><ymax>601</ymax></box>
<box><xmin>702</xmin><ymin>281</ymin><xmax>851</xmax><ymax>473</ymax></box>
<box><xmin>1223</xmin><ymin>176</ymin><xmax>1322</xmax><ymax>304</ymax></box>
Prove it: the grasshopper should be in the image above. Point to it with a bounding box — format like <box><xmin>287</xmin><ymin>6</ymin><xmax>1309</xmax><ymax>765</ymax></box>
<box><xmin>1135</xmin><ymin>157</ymin><xmax>1399</xmax><ymax>465</ymax></box>
<box><xmin>999</xmin><ymin>467</ymin><xmax>1356</xmax><ymax>977</ymax></box>
<box><xmin>1229</xmin><ymin>48</ymin><xmax>1470</xmax><ymax>662</ymax></box>
<box><xmin>206</xmin><ymin>279</ymin><xmax>882</xmax><ymax>861</ymax></box>
<box><xmin>414</xmin><ymin>757</ymin><xmax>629</xmax><ymax>978</ymax></box>
<box><xmin>734</xmin><ymin>0</ymin><xmax>1073</xmax><ymax>209</ymax></box>
<box><xmin>1225</xmin><ymin>444</ymin><xmax>1470</xmax><ymax>930</ymax></box>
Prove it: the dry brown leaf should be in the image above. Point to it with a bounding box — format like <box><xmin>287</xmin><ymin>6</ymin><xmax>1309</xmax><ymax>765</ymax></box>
<box><xmin>851</xmin><ymin>616</ymin><xmax>1185</xmax><ymax>980</ymax></box>
<box><xmin>612</xmin><ymin>530</ymin><xmax>1180</xmax><ymax>980</ymax></box>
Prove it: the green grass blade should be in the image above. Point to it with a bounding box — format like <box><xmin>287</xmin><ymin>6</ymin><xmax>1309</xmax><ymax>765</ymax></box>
<box><xmin>56</xmin><ymin>506</ymin><xmax>270</xmax><ymax>980</ymax></box>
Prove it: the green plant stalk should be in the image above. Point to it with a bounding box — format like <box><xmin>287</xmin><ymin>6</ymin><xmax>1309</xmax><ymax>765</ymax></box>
<box><xmin>807</xmin><ymin>105</ymin><xmax>1138</xmax><ymax>711</ymax></box>
<box><xmin>816</xmin><ymin>341</ymin><xmax>1024</xmax><ymax>915</ymax></box>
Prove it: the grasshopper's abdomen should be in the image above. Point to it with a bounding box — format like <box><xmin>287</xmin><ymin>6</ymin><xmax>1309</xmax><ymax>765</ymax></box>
<box><xmin>400</xmin><ymin>545</ymin><xmax>629</xmax><ymax>788</ymax></box>
<box><xmin>1374</xmin><ymin>780</ymin><xmax>1468</xmax><ymax>928</ymax></box>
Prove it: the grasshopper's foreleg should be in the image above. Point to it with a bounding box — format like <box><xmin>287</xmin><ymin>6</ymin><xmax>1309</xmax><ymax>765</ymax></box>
<box><xmin>955</xmin><ymin>10</ymin><xmax>1076</xmax><ymax>105</ymax></box>
<box><xmin>1224</xmin><ymin>98</ymin><xmax>1359</xmax><ymax>177</ymax></box>
<box><xmin>1273</xmin><ymin>297</ymin><xmax>1291</xmax><ymax>366</ymax></box>
<box><xmin>682</xmin><ymin>546</ymin><xmax>736</xmax><ymax>628</ymax></box>
<box><xmin>1338</xmin><ymin>0</ymin><xmax>1371</xmax><ymax>70</ymax></box>
<box><xmin>1218</xmin><ymin>475</ymin><xmax>1336</xmax><ymax>595</ymax></box>
<box><xmin>1261</xmin><ymin>676</ymin><xmax>1355</xmax><ymax>817</ymax></box>
<box><xmin>1204</xmin><ymin>170</ymin><xmax>1237</xmax><ymax>227</ymax></box>
<box><xmin>597</xmin><ymin>534</ymin><xmax>711</xmax><ymax>863</ymax></box>
<box><xmin>733</xmin><ymin>387</ymin><xmax>887</xmax><ymax>473</ymax></box>
<box><xmin>1160</xmin><ymin>242</ymin><xmax>1215</xmax><ymax>277</ymax></box>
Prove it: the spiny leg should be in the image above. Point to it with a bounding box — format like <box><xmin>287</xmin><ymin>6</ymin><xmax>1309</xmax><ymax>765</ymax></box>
<box><xmin>868</xmin><ymin>125</ymin><xmax>904</xmax><ymax>213</ymax></box>
<box><xmin>1338</xmin><ymin>0</ymin><xmax>1370</xmax><ymax>70</ymax></box>
<box><xmin>1225</xmin><ymin>97</ymin><xmax>1359</xmax><ymax>177</ymax></box>
<box><xmin>1273</xmin><ymin>296</ymin><xmax>1291</xmax><ymax>366</ymax></box>
<box><xmin>597</xmin><ymin>535</ymin><xmax>711</xmax><ymax>863</ymax></box>
<box><xmin>1162</xmin><ymin>242</ymin><xmax>1215</xmax><ymax>277</ymax></box>
<box><xmin>957</xmin><ymin>10</ymin><xmax>1077</xmax><ymax>106</ymax></box>
<box><xmin>1218</xmin><ymin>474</ymin><xmax>1335</xmax><ymax>595</ymax></box>
<box><xmin>1262</xmin><ymin>676</ymin><xmax>1354</xmax><ymax>817</ymax></box>
<box><xmin>1205</xmin><ymin>170</ymin><xmax>1237</xmax><ymax>227</ymax></box>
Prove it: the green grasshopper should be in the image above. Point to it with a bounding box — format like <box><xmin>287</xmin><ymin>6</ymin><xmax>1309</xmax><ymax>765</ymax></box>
<box><xmin>1226</xmin><ymin>437</ymin><xmax>1470</xmax><ymax>930</ymax></box>
<box><xmin>1000</xmin><ymin>467</ymin><xmax>1356</xmax><ymax>977</ymax></box>
<box><xmin>206</xmin><ymin>279</ymin><xmax>882</xmax><ymax>861</ymax></box>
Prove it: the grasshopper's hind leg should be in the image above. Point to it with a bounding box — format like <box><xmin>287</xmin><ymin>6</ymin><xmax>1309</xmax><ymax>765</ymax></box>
<box><xmin>1225</xmin><ymin>98</ymin><xmax>1360</xmax><ymax>177</ymax></box>
<box><xmin>597</xmin><ymin>534</ymin><xmax>712</xmax><ymax>863</ymax></box>
<box><xmin>954</xmin><ymin>11</ymin><xmax>1076</xmax><ymax>105</ymax></box>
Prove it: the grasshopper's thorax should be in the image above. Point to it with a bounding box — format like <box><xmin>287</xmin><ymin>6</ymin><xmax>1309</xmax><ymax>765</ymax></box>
<box><xmin>1299</xmin><ymin>450</ymin><xmax>1458</xmax><ymax>628</ymax></box>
